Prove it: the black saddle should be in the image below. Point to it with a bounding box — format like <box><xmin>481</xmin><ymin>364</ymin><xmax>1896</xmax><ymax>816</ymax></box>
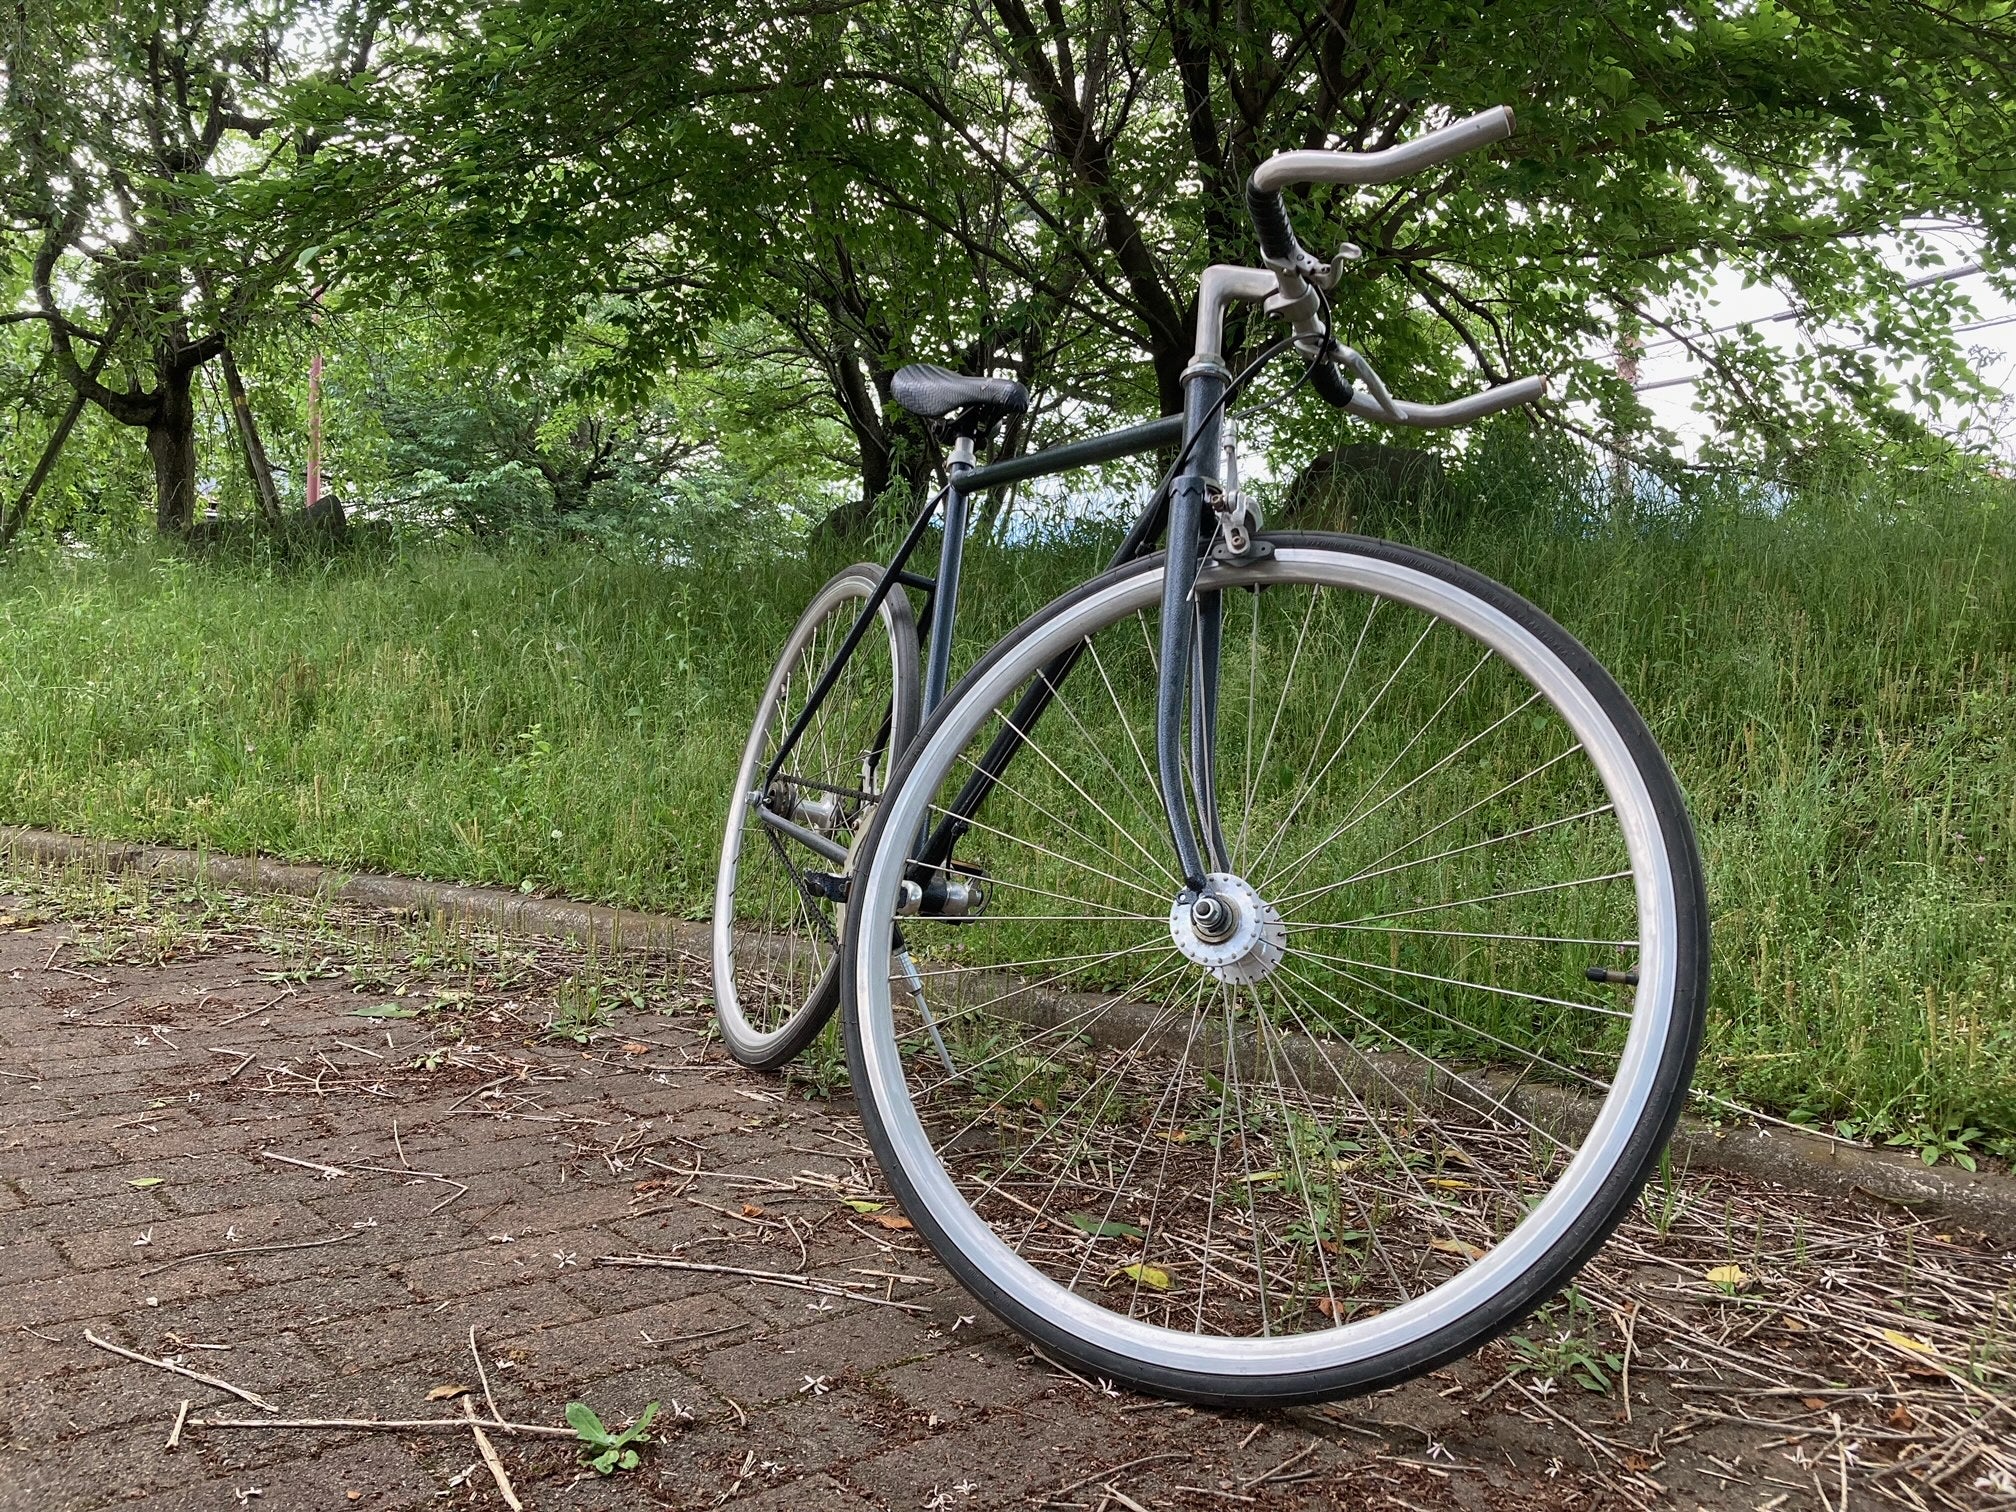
<box><xmin>891</xmin><ymin>364</ymin><xmax>1029</xmax><ymax>434</ymax></box>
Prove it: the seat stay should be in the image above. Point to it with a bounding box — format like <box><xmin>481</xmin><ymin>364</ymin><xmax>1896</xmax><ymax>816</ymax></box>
<box><xmin>760</xmin><ymin>480</ymin><xmax>948</xmax><ymax>794</ymax></box>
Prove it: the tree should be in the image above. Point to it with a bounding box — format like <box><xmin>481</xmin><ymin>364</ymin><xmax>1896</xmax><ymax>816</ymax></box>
<box><xmin>0</xmin><ymin>0</ymin><xmax>378</xmax><ymax>534</ymax></box>
<box><xmin>299</xmin><ymin>0</ymin><xmax>2014</xmax><ymax>495</ymax></box>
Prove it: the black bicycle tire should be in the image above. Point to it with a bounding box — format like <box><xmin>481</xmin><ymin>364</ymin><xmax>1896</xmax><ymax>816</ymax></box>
<box><xmin>715</xmin><ymin>563</ymin><xmax>921</xmax><ymax>1070</ymax></box>
<box><xmin>841</xmin><ymin>532</ymin><xmax>1707</xmax><ymax>1403</ymax></box>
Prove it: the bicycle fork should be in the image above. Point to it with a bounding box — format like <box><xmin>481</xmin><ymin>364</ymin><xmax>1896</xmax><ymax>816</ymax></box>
<box><xmin>1155</xmin><ymin>366</ymin><xmax>1289</xmax><ymax>986</ymax></box>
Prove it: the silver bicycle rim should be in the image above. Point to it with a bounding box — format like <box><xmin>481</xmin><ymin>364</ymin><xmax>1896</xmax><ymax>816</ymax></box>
<box><xmin>848</xmin><ymin>543</ymin><xmax>1682</xmax><ymax>1379</ymax></box>
<box><xmin>715</xmin><ymin>568</ymin><xmax>911</xmax><ymax>1064</ymax></box>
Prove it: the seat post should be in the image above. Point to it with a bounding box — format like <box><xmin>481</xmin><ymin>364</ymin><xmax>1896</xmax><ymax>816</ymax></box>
<box><xmin>922</xmin><ymin>435</ymin><xmax>977</xmax><ymax>719</ymax></box>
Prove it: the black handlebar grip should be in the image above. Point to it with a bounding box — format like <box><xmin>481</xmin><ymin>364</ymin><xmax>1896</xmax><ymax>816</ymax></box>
<box><xmin>1245</xmin><ymin>181</ymin><xmax>1303</xmax><ymax>266</ymax></box>
<box><xmin>1310</xmin><ymin>360</ymin><xmax>1356</xmax><ymax>410</ymax></box>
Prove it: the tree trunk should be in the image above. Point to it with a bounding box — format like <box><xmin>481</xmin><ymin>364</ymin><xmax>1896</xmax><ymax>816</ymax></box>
<box><xmin>218</xmin><ymin>346</ymin><xmax>284</xmax><ymax>525</ymax></box>
<box><xmin>148</xmin><ymin>365</ymin><xmax>199</xmax><ymax>535</ymax></box>
<box><xmin>1</xmin><ymin>312</ymin><xmax>127</xmax><ymax>551</ymax></box>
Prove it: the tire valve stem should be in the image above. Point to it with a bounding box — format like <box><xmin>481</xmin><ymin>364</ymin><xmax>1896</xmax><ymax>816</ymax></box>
<box><xmin>1584</xmin><ymin>967</ymin><xmax>1639</xmax><ymax>987</ymax></box>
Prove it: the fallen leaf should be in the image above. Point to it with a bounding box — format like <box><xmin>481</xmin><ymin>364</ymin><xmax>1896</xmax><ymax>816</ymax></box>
<box><xmin>1888</xmin><ymin>1403</ymin><xmax>1916</xmax><ymax>1429</ymax></box>
<box><xmin>866</xmin><ymin>1213</ymin><xmax>914</xmax><ymax>1231</ymax></box>
<box><xmin>1239</xmin><ymin>1170</ymin><xmax>1284</xmax><ymax>1185</ymax></box>
<box><xmin>740</xmin><ymin>1203</ymin><xmax>766</xmax><ymax>1219</ymax></box>
<box><xmin>1801</xmin><ymin>1396</ymin><xmax>1829</xmax><ymax>1411</ymax></box>
<box><xmin>351</xmin><ymin>1005</ymin><xmax>417</xmax><ymax>1020</ymax></box>
<box><xmin>1881</xmin><ymin>1328</ymin><xmax>1936</xmax><ymax>1356</ymax></box>
<box><xmin>1426</xmin><ymin>1178</ymin><xmax>1472</xmax><ymax>1191</ymax></box>
<box><xmin>426</xmin><ymin>1384</ymin><xmax>468</xmax><ymax>1401</ymax></box>
<box><xmin>1430</xmin><ymin>1236</ymin><xmax>1488</xmax><ymax>1262</ymax></box>
<box><xmin>1705</xmin><ymin>1264</ymin><xmax>1751</xmax><ymax>1291</ymax></box>
<box><xmin>621</xmin><ymin>1043</ymin><xmax>649</xmax><ymax>1055</ymax></box>
<box><xmin>127</xmin><ymin>1177</ymin><xmax>165</xmax><ymax>1189</ymax></box>
<box><xmin>632</xmin><ymin>1178</ymin><xmax>673</xmax><ymax>1195</ymax></box>
<box><xmin>843</xmin><ymin>1199</ymin><xmax>885</xmax><ymax>1214</ymax></box>
<box><xmin>1066</xmin><ymin>1212</ymin><xmax>1145</xmax><ymax>1240</ymax></box>
<box><xmin>1116</xmin><ymin>1262</ymin><xmax>1171</xmax><ymax>1290</ymax></box>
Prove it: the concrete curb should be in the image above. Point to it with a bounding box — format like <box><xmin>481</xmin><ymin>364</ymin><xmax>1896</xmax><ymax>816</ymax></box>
<box><xmin>5</xmin><ymin>824</ymin><xmax>2013</xmax><ymax>1242</ymax></box>
<box><xmin>0</xmin><ymin>825</ymin><xmax>709</xmax><ymax>956</ymax></box>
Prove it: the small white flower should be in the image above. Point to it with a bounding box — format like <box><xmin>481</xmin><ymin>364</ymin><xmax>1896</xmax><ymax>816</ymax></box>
<box><xmin>552</xmin><ymin>1251</ymin><xmax>578</xmax><ymax>1268</ymax></box>
<box><xmin>1427</xmin><ymin>1438</ymin><xmax>1452</xmax><ymax>1462</ymax></box>
<box><xmin>224</xmin><ymin>1226</ymin><xmax>240</xmax><ymax>1242</ymax></box>
<box><xmin>488</xmin><ymin>1233</ymin><xmax>514</xmax><ymax>1244</ymax></box>
<box><xmin>806</xmin><ymin>1297</ymin><xmax>835</xmax><ymax>1313</ymax></box>
<box><xmin>1545</xmin><ymin>1457</ymin><xmax>1563</xmax><ymax>1479</ymax></box>
<box><xmin>1531</xmin><ymin>1376</ymin><xmax>1557</xmax><ymax>1397</ymax></box>
<box><xmin>132</xmin><ymin>1230</ymin><xmax>153</xmax><ymax>1247</ymax></box>
<box><xmin>952</xmin><ymin>1314</ymin><xmax>976</xmax><ymax>1331</ymax></box>
<box><xmin>954</xmin><ymin>1479</ymin><xmax>978</xmax><ymax>1495</ymax></box>
<box><xmin>800</xmin><ymin>1375</ymin><xmax>830</xmax><ymax>1395</ymax></box>
<box><xmin>133</xmin><ymin>1035</ymin><xmax>150</xmax><ymax>1047</ymax></box>
<box><xmin>550</xmin><ymin>829</ymin><xmax>564</xmax><ymax>841</ymax></box>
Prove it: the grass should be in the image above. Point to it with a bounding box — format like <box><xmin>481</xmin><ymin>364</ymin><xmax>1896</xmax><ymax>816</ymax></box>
<box><xmin>1</xmin><ymin>465</ymin><xmax>2012</xmax><ymax>1147</ymax></box>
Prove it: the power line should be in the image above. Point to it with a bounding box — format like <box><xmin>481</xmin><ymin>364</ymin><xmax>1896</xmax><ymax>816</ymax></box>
<box><xmin>1632</xmin><ymin>307</ymin><xmax>2016</xmax><ymax>393</ymax></box>
<box><xmin>1633</xmin><ymin>262</ymin><xmax>1988</xmax><ymax>357</ymax></box>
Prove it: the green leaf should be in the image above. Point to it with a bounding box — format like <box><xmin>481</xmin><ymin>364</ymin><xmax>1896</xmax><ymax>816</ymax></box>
<box><xmin>127</xmin><ymin>1177</ymin><xmax>165</xmax><ymax>1189</ymax></box>
<box><xmin>352</xmin><ymin>1004</ymin><xmax>418</xmax><ymax>1019</ymax></box>
<box><xmin>565</xmin><ymin>1401</ymin><xmax>613</xmax><ymax>1448</ymax></box>
<box><xmin>1066</xmin><ymin>1212</ymin><xmax>1144</xmax><ymax>1239</ymax></box>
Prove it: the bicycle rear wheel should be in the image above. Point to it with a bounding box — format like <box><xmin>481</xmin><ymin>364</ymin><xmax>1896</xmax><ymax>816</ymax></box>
<box><xmin>714</xmin><ymin>564</ymin><xmax>919</xmax><ymax>1069</ymax></box>
<box><xmin>841</xmin><ymin>534</ymin><xmax>1706</xmax><ymax>1402</ymax></box>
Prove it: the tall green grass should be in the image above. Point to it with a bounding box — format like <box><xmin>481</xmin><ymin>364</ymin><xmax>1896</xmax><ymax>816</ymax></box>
<box><xmin>2</xmin><ymin>470</ymin><xmax>2012</xmax><ymax>1147</ymax></box>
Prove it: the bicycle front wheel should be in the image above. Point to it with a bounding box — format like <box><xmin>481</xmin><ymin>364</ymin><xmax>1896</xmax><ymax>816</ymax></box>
<box><xmin>841</xmin><ymin>534</ymin><xmax>1706</xmax><ymax>1402</ymax></box>
<box><xmin>714</xmin><ymin>564</ymin><xmax>919</xmax><ymax>1069</ymax></box>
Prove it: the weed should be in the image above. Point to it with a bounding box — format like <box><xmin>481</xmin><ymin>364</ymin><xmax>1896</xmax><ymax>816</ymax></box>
<box><xmin>1886</xmin><ymin>1122</ymin><xmax>1989</xmax><ymax>1172</ymax></box>
<box><xmin>1507</xmin><ymin>1292</ymin><xmax>1623</xmax><ymax>1393</ymax></box>
<box><xmin>547</xmin><ymin>978</ymin><xmax>614</xmax><ymax>1044</ymax></box>
<box><xmin>565</xmin><ymin>1400</ymin><xmax>658</xmax><ymax>1475</ymax></box>
<box><xmin>785</xmin><ymin>1019</ymin><xmax>849</xmax><ymax>1099</ymax></box>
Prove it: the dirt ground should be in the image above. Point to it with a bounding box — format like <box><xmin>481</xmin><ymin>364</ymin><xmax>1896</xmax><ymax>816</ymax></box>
<box><xmin>1</xmin><ymin>865</ymin><xmax>2010</xmax><ymax>1512</ymax></box>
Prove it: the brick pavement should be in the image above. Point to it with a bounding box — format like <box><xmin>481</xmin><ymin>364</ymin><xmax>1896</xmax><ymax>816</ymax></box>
<box><xmin>1</xmin><ymin>875</ymin><xmax>2006</xmax><ymax>1511</ymax></box>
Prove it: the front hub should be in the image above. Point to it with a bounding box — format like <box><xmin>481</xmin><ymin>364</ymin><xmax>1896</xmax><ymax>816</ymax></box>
<box><xmin>1169</xmin><ymin>873</ymin><xmax>1286</xmax><ymax>985</ymax></box>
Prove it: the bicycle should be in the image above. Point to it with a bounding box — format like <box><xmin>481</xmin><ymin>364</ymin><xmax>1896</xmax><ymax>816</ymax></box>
<box><xmin>714</xmin><ymin>106</ymin><xmax>1708</xmax><ymax>1404</ymax></box>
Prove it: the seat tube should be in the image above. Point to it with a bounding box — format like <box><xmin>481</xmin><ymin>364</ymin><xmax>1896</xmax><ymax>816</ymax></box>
<box><xmin>923</xmin><ymin>438</ymin><xmax>975</xmax><ymax>720</ymax></box>
<box><xmin>1156</xmin><ymin>365</ymin><xmax>1227</xmax><ymax>893</ymax></box>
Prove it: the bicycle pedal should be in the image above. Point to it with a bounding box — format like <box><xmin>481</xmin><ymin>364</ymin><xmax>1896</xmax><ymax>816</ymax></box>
<box><xmin>897</xmin><ymin>866</ymin><xmax>989</xmax><ymax>919</ymax></box>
